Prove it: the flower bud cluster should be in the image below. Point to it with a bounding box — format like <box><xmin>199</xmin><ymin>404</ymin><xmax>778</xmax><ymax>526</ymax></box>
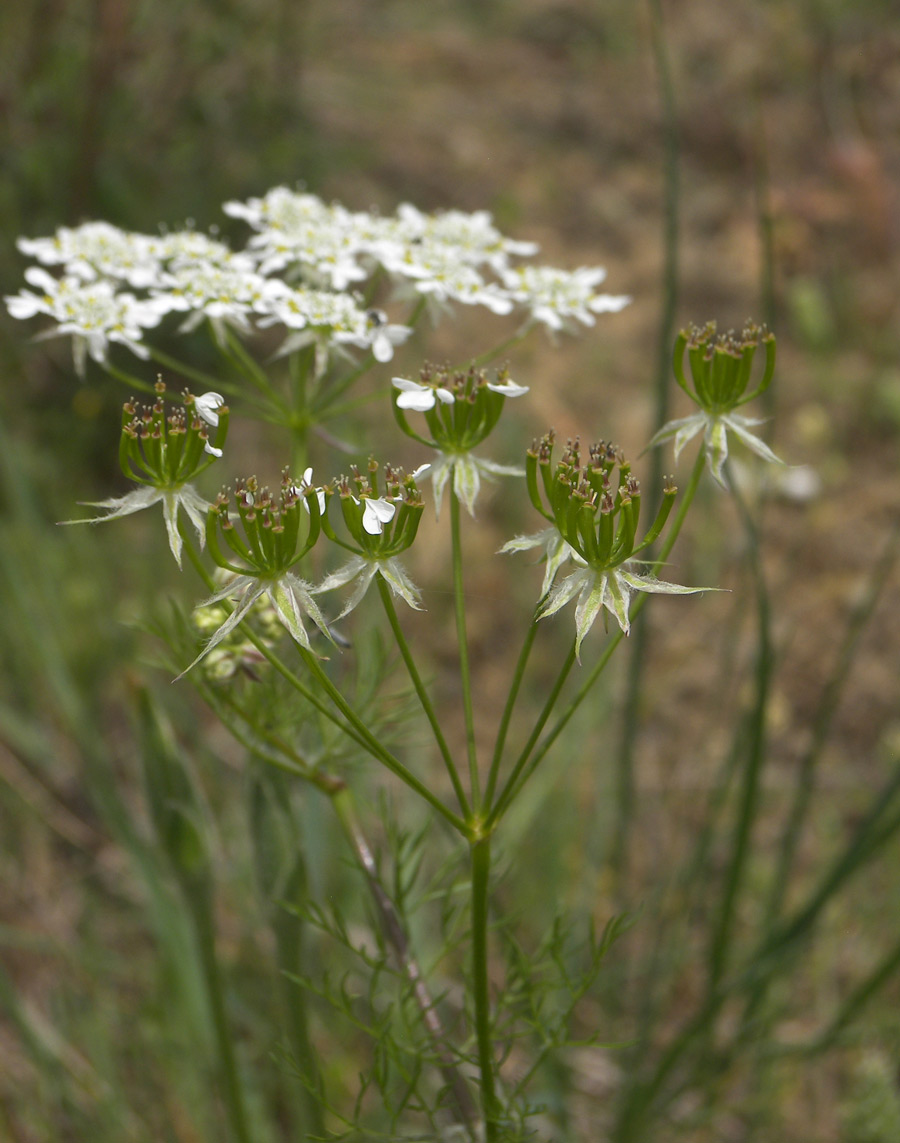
<box><xmin>119</xmin><ymin>379</ymin><xmax>228</xmax><ymax>488</ymax></box>
<box><xmin>675</xmin><ymin>320</ymin><xmax>775</xmax><ymax>415</ymax></box>
<box><xmin>392</xmin><ymin>365</ymin><xmax>528</xmax><ymax>453</ymax></box>
<box><xmin>193</xmin><ymin>577</ymin><xmax>282</xmax><ymax>682</ymax></box>
<box><xmin>526</xmin><ymin>431</ymin><xmax>677</xmax><ymax>573</ymax></box>
<box><xmin>205</xmin><ymin>469</ymin><xmax>325</xmax><ymax>577</ymax></box>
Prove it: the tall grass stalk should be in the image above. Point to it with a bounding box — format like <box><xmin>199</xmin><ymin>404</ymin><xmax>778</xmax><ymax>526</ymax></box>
<box><xmin>613</xmin><ymin>0</ymin><xmax>681</xmax><ymax>877</ymax></box>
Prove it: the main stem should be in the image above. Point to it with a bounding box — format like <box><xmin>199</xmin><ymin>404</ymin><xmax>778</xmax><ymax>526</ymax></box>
<box><xmin>470</xmin><ymin>834</ymin><xmax>499</xmax><ymax>1138</ymax></box>
<box><xmin>450</xmin><ymin>487</ymin><xmax>481</xmax><ymax>812</ymax></box>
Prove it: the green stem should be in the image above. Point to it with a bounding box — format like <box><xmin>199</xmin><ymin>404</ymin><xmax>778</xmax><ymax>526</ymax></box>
<box><xmin>486</xmin><ymin>643</ymin><xmax>577</xmax><ymax>828</ymax></box>
<box><xmin>298</xmin><ymin>648</ymin><xmax>468</xmax><ymax>834</ymax></box>
<box><xmin>484</xmin><ymin>616</ymin><xmax>541</xmax><ymax>810</ymax></box>
<box><xmin>488</xmin><ymin>447</ymin><xmax>706</xmax><ymax>830</ymax></box>
<box><xmin>146</xmin><ymin>346</ymin><xmax>241</xmax><ymax>396</ymax></box>
<box><xmin>706</xmin><ymin>461</ymin><xmax>772</xmax><ymax>993</ymax></box>
<box><xmin>102</xmin><ymin>362</ymin><xmax>159</xmax><ymax>394</ymax></box>
<box><xmin>654</xmin><ymin>444</ymin><xmax>705</xmax><ymax>570</ymax></box>
<box><xmin>178</xmin><ymin>530</ymin><xmax>373</xmax><ymax>756</ymax></box>
<box><xmin>450</xmin><ymin>487</ymin><xmax>481</xmax><ymax>813</ymax></box>
<box><xmin>460</xmin><ymin>323</ymin><xmax>532</xmax><ymax>372</ymax></box>
<box><xmin>470</xmin><ymin>835</ymin><xmax>499</xmax><ymax>1138</ymax></box>
<box><xmin>223</xmin><ymin>328</ymin><xmax>280</xmax><ymax>399</ymax></box>
<box><xmin>614</xmin><ymin>0</ymin><xmax>679</xmax><ymax>877</ymax></box>
<box><xmin>376</xmin><ymin>577</ymin><xmax>470</xmax><ymax>817</ymax></box>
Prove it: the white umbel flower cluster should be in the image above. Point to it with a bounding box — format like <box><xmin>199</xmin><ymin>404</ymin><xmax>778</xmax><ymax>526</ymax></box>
<box><xmin>7</xmin><ymin>188</ymin><xmax>630</xmax><ymax>375</ymax></box>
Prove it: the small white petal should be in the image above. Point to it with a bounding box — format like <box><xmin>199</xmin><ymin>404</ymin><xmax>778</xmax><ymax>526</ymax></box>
<box><xmin>486</xmin><ymin>379</ymin><xmax>529</xmax><ymax>398</ymax></box>
<box><xmin>362</xmin><ymin>497</ymin><xmax>397</xmax><ymax>535</ymax></box>
<box><xmin>396</xmin><ymin>388</ymin><xmax>437</xmax><ymax>411</ymax></box>
<box><xmin>195</xmin><ymin>391</ymin><xmax>225</xmax><ymax>427</ymax></box>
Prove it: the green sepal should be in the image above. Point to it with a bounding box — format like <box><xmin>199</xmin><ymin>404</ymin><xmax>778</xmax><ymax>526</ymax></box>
<box><xmin>205</xmin><ymin>507</ymin><xmax>252</xmax><ymax>575</ymax></box>
<box><xmin>737</xmin><ymin>331</ymin><xmax>776</xmax><ymax>407</ymax></box>
<box><xmin>631</xmin><ymin>484</ymin><xmax>677</xmax><ymax>556</ymax></box>
<box><xmin>673</xmin><ymin>329</ymin><xmax>701</xmax><ymax>406</ymax></box>
<box><xmin>525</xmin><ymin>451</ymin><xmax>551</xmax><ymax>519</ymax></box>
<box><xmin>391</xmin><ymin>397</ymin><xmax>434</xmax><ymax>448</ymax></box>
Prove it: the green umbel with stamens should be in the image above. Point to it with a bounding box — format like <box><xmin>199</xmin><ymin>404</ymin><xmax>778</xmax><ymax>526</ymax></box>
<box><xmin>393</xmin><ymin>364</ymin><xmax>521</xmax><ymax>451</ymax></box>
<box><xmin>119</xmin><ymin>379</ymin><xmax>229</xmax><ymax>488</ymax></box>
<box><xmin>205</xmin><ymin>470</ymin><xmax>325</xmax><ymax>578</ymax></box>
<box><xmin>526</xmin><ymin>432</ymin><xmax>677</xmax><ymax>575</ymax></box>
<box><xmin>326</xmin><ymin>458</ymin><xmax>426</xmax><ymax>558</ymax></box>
<box><xmin>674</xmin><ymin>320</ymin><xmax>775</xmax><ymax>415</ymax></box>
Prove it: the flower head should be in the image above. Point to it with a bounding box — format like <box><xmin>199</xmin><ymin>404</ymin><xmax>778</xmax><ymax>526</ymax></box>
<box><xmin>650</xmin><ymin>321</ymin><xmax>782</xmax><ymax>486</ymax></box>
<box><xmin>314</xmin><ymin>460</ymin><xmax>428</xmax><ymax>615</ymax></box>
<box><xmin>182</xmin><ymin>470</ymin><xmax>333</xmax><ymax>674</ymax></box>
<box><xmin>392</xmin><ymin>365</ymin><xmax>527</xmax><ymax>517</ymax></box>
<box><xmin>62</xmin><ymin>379</ymin><xmax>229</xmax><ymax>565</ymax></box>
<box><xmin>5</xmin><ymin>267</ymin><xmax>167</xmax><ymax>376</ymax></box>
<box><xmin>17</xmin><ymin>222</ymin><xmax>160</xmax><ymax>287</ymax></box>
<box><xmin>507</xmin><ymin>432</ymin><xmax>709</xmax><ymax>658</ymax></box>
<box><xmin>501</xmin><ymin>265</ymin><xmax>631</xmax><ymax>333</ymax></box>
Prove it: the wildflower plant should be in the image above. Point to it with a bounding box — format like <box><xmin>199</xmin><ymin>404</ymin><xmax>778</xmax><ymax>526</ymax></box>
<box><xmin>8</xmin><ymin>185</ymin><xmax>803</xmax><ymax>1142</ymax></box>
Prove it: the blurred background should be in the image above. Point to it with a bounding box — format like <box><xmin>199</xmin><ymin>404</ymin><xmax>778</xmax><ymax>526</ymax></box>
<box><xmin>1</xmin><ymin>1</ymin><xmax>899</xmax><ymax>1140</ymax></box>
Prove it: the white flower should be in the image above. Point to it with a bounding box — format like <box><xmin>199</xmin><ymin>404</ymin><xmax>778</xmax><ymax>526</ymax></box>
<box><xmin>356</xmin><ymin>310</ymin><xmax>412</xmax><ymax>363</ymax></box>
<box><xmin>392</xmin><ymin>376</ymin><xmax>455</xmax><ymax>411</ymax></box>
<box><xmin>194</xmin><ymin>392</ymin><xmax>225</xmax><ymax>428</ymax></box>
<box><xmin>389</xmin><ymin>203</ymin><xmax>539</xmax><ymax>274</ymax></box>
<box><xmin>427</xmin><ymin>452</ymin><xmax>524</xmax><ymax>518</ymax></box>
<box><xmin>538</xmin><ymin>562</ymin><xmax>707</xmax><ymax>660</ymax></box>
<box><xmin>150</xmin><ymin>263</ymin><xmax>268</xmax><ymax>344</ymax></box>
<box><xmin>499</xmin><ymin>527</ymin><xmax>577</xmax><ymax>597</ymax></box>
<box><xmin>502</xmin><ymin>265</ymin><xmax>631</xmax><ymax>331</ymax></box>
<box><xmin>313</xmin><ymin>554</ymin><xmax>421</xmax><ymax>617</ymax></box>
<box><xmin>292</xmin><ymin>467</ymin><xmax>327</xmax><ymax>515</ymax></box>
<box><xmin>649</xmin><ymin>409</ymin><xmax>783</xmax><ymax>488</ymax></box>
<box><xmin>361</xmin><ymin>497</ymin><xmax>396</xmax><ymax>535</ymax></box>
<box><xmin>17</xmin><ymin>222</ymin><xmax>160</xmax><ymax>288</ymax></box>
<box><xmin>148</xmin><ymin>230</ymin><xmax>254</xmax><ymax>274</ymax></box>
<box><xmin>62</xmin><ymin>483</ymin><xmax>210</xmax><ymax>568</ymax></box>
<box><xmin>224</xmin><ymin>187</ymin><xmax>367</xmax><ymax>288</ymax></box>
<box><xmin>384</xmin><ymin>242</ymin><xmax>514</xmax><ymax>314</ymax></box>
<box><xmin>180</xmin><ymin>571</ymin><xmax>331</xmax><ymax>678</ymax></box>
<box><xmin>5</xmin><ymin>268</ymin><xmax>167</xmax><ymax>376</ymax></box>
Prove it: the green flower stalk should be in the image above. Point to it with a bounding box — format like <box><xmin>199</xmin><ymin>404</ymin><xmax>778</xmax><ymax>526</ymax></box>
<box><xmin>64</xmin><ymin>378</ymin><xmax>229</xmax><ymax>566</ymax></box>
<box><xmin>314</xmin><ymin>458</ymin><xmax>429</xmax><ymax>615</ymax></box>
<box><xmin>180</xmin><ymin>469</ymin><xmax>332</xmax><ymax>675</ymax></box>
<box><xmin>392</xmin><ymin>364</ymin><xmax>527</xmax><ymax>516</ymax></box>
<box><xmin>649</xmin><ymin>320</ymin><xmax>782</xmax><ymax>485</ymax></box>
<box><xmin>507</xmin><ymin>432</ymin><xmax>709</xmax><ymax>659</ymax></box>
